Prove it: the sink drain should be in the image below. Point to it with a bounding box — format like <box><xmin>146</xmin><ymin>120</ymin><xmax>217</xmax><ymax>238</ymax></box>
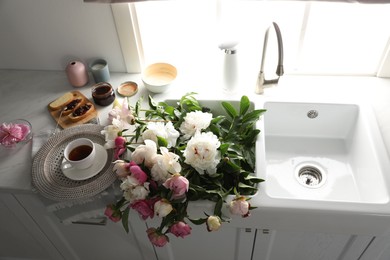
<box><xmin>296</xmin><ymin>165</ymin><xmax>325</xmax><ymax>188</ymax></box>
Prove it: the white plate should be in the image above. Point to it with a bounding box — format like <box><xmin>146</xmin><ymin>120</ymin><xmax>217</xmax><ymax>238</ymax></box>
<box><xmin>62</xmin><ymin>143</ymin><xmax>108</xmax><ymax>181</ymax></box>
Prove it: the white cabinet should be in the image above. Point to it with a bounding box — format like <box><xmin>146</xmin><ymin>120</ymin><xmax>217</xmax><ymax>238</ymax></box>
<box><xmin>2</xmin><ymin>192</ymin><xmax>383</xmax><ymax>260</ymax></box>
<box><xmin>15</xmin><ymin>193</ymin><xmax>156</xmax><ymax>260</ymax></box>
<box><xmin>148</xmin><ymin>223</ymin><xmax>374</xmax><ymax>260</ymax></box>
<box><xmin>252</xmin><ymin>229</ymin><xmax>373</xmax><ymax>260</ymax></box>
<box><xmin>149</xmin><ymin>221</ymin><xmax>255</xmax><ymax>260</ymax></box>
<box><xmin>358</xmin><ymin>236</ymin><xmax>390</xmax><ymax>260</ymax></box>
<box><xmin>0</xmin><ymin>193</ymin><xmax>63</xmax><ymax>260</ymax></box>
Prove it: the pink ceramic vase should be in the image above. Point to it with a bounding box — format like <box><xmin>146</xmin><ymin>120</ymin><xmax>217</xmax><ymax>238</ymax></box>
<box><xmin>65</xmin><ymin>61</ymin><xmax>89</xmax><ymax>87</ymax></box>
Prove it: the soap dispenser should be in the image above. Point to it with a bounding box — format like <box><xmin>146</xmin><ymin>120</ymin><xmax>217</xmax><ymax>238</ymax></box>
<box><xmin>219</xmin><ymin>42</ymin><xmax>239</xmax><ymax>93</ymax></box>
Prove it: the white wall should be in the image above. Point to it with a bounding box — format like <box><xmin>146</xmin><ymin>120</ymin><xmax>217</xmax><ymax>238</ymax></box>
<box><xmin>0</xmin><ymin>0</ymin><xmax>126</xmax><ymax>72</ymax></box>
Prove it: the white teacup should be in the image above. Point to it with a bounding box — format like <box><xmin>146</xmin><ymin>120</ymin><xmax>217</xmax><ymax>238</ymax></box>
<box><xmin>61</xmin><ymin>138</ymin><xmax>96</xmax><ymax>170</ymax></box>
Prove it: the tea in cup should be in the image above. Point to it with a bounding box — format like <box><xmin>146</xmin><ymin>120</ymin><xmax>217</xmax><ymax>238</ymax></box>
<box><xmin>61</xmin><ymin>138</ymin><xmax>96</xmax><ymax>170</ymax></box>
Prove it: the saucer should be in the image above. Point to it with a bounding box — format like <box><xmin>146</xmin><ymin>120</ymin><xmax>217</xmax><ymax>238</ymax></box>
<box><xmin>62</xmin><ymin>143</ymin><xmax>108</xmax><ymax>181</ymax></box>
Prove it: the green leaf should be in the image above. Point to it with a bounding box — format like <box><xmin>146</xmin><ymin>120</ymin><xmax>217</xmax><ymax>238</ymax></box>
<box><xmin>214</xmin><ymin>197</ymin><xmax>223</xmax><ymax>216</ymax></box>
<box><xmin>209</xmin><ymin>124</ymin><xmax>221</xmax><ymax>137</ymax></box>
<box><xmin>121</xmin><ymin>207</ymin><xmax>130</xmax><ymax>233</ymax></box>
<box><xmin>219</xmin><ymin>143</ymin><xmax>230</xmax><ymax>156</ymax></box>
<box><xmin>134</xmin><ymin>119</ymin><xmax>146</xmax><ymax>125</ymax></box>
<box><xmin>164</xmin><ymin>106</ymin><xmax>175</xmax><ymax>117</ymax></box>
<box><xmin>157</xmin><ymin>136</ymin><xmax>168</xmax><ymax>147</ymax></box>
<box><xmin>188</xmin><ymin>217</ymin><xmax>208</xmax><ymax>225</ymax></box>
<box><xmin>238</xmin><ymin>182</ymin><xmax>258</xmax><ymax>190</ymax></box>
<box><xmin>135</xmin><ymin>96</ymin><xmax>143</xmax><ymax>116</ymax></box>
<box><xmin>148</xmin><ymin>95</ymin><xmax>158</xmax><ymax>110</ymax></box>
<box><xmin>240</xmin><ymin>96</ymin><xmax>250</xmax><ymax>115</ymax></box>
<box><xmin>211</xmin><ymin>115</ymin><xmax>225</xmax><ymax>124</ymax></box>
<box><xmin>226</xmin><ymin>160</ymin><xmax>241</xmax><ymax>173</ymax></box>
<box><xmin>242</xmin><ymin>109</ymin><xmax>266</xmax><ymax>124</ymax></box>
<box><xmin>242</xmin><ymin>129</ymin><xmax>261</xmax><ymax>146</ymax></box>
<box><xmin>222</xmin><ymin>101</ymin><xmax>238</xmax><ymax>119</ymax></box>
<box><xmin>180</xmin><ymin>92</ymin><xmax>202</xmax><ymax>111</ymax></box>
<box><xmin>249</xmin><ymin>178</ymin><xmax>265</xmax><ymax>184</ymax></box>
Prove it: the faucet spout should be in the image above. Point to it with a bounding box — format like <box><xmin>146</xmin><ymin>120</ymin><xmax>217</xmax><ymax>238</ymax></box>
<box><xmin>255</xmin><ymin>22</ymin><xmax>284</xmax><ymax>94</ymax></box>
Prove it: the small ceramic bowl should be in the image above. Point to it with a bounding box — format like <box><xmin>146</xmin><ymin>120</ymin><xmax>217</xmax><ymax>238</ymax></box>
<box><xmin>142</xmin><ymin>63</ymin><xmax>177</xmax><ymax>93</ymax></box>
<box><xmin>117</xmin><ymin>81</ymin><xmax>138</xmax><ymax>97</ymax></box>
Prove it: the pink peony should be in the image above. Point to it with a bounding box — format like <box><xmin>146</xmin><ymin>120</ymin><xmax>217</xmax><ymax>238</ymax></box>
<box><xmin>229</xmin><ymin>196</ymin><xmax>250</xmax><ymax>218</ymax></box>
<box><xmin>0</xmin><ymin>122</ymin><xmax>30</xmax><ymax>147</ymax></box>
<box><xmin>146</xmin><ymin>228</ymin><xmax>169</xmax><ymax>247</ymax></box>
<box><xmin>169</xmin><ymin>221</ymin><xmax>192</xmax><ymax>238</ymax></box>
<box><xmin>163</xmin><ymin>174</ymin><xmax>189</xmax><ymax>200</ymax></box>
<box><xmin>114</xmin><ymin>136</ymin><xmax>127</xmax><ymax>159</ymax></box>
<box><xmin>130</xmin><ymin>199</ymin><xmax>155</xmax><ymax>220</ymax></box>
<box><xmin>129</xmin><ymin>162</ymin><xmax>148</xmax><ymax>184</ymax></box>
<box><xmin>104</xmin><ymin>205</ymin><xmax>121</xmax><ymax>223</ymax></box>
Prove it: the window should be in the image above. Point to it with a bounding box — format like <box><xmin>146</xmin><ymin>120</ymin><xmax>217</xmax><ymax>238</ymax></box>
<box><xmin>113</xmin><ymin>1</ymin><xmax>390</xmax><ymax>81</ymax></box>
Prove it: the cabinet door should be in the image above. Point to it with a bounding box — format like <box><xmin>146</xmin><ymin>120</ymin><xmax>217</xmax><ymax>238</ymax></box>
<box><xmin>15</xmin><ymin>193</ymin><xmax>156</xmax><ymax>260</ymax></box>
<box><xmin>252</xmin><ymin>229</ymin><xmax>372</xmax><ymax>260</ymax></box>
<box><xmin>146</xmin><ymin>217</ymin><xmax>255</xmax><ymax>260</ymax></box>
<box><xmin>0</xmin><ymin>193</ymin><xmax>63</xmax><ymax>260</ymax></box>
<box><xmin>359</xmin><ymin>236</ymin><xmax>390</xmax><ymax>260</ymax></box>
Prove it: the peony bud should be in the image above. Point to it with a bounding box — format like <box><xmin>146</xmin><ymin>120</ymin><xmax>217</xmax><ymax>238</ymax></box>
<box><xmin>113</xmin><ymin>160</ymin><xmax>131</xmax><ymax>179</ymax></box>
<box><xmin>104</xmin><ymin>204</ymin><xmax>121</xmax><ymax>223</ymax></box>
<box><xmin>114</xmin><ymin>136</ymin><xmax>127</xmax><ymax>159</ymax></box>
<box><xmin>130</xmin><ymin>199</ymin><xmax>154</xmax><ymax>220</ymax></box>
<box><xmin>206</xmin><ymin>215</ymin><xmax>222</xmax><ymax>232</ymax></box>
<box><xmin>169</xmin><ymin>221</ymin><xmax>192</xmax><ymax>238</ymax></box>
<box><xmin>129</xmin><ymin>162</ymin><xmax>148</xmax><ymax>184</ymax></box>
<box><xmin>163</xmin><ymin>174</ymin><xmax>189</xmax><ymax>200</ymax></box>
<box><xmin>146</xmin><ymin>228</ymin><xmax>169</xmax><ymax>247</ymax></box>
<box><xmin>229</xmin><ymin>196</ymin><xmax>250</xmax><ymax>218</ymax></box>
<box><xmin>154</xmin><ymin>199</ymin><xmax>173</xmax><ymax>218</ymax></box>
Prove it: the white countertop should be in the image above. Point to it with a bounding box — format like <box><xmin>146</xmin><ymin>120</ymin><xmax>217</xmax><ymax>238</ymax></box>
<box><xmin>2</xmin><ymin>69</ymin><xmax>390</xmax><ymax>235</ymax></box>
<box><xmin>2</xmin><ymin>69</ymin><xmax>390</xmax><ymax>191</ymax></box>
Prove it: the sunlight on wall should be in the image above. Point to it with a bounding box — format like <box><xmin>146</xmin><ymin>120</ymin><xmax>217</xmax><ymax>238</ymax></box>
<box><xmin>135</xmin><ymin>0</ymin><xmax>390</xmax><ymax>85</ymax></box>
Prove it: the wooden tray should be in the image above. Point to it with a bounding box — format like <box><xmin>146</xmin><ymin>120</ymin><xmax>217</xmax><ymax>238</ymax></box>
<box><xmin>48</xmin><ymin>91</ymin><xmax>98</xmax><ymax>129</ymax></box>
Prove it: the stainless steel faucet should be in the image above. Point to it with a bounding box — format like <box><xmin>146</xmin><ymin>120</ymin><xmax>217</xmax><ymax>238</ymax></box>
<box><xmin>255</xmin><ymin>22</ymin><xmax>284</xmax><ymax>94</ymax></box>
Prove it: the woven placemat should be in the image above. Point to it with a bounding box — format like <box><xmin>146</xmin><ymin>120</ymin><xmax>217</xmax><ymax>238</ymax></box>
<box><xmin>32</xmin><ymin>124</ymin><xmax>116</xmax><ymax>202</ymax></box>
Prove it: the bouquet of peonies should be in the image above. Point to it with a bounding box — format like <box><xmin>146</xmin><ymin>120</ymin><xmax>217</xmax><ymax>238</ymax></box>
<box><xmin>102</xmin><ymin>93</ymin><xmax>265</xmax><ymax>247</ymax></box>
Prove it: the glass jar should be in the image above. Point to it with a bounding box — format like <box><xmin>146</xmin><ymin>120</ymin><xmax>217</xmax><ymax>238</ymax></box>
<box><xmin>0</xmin><ymin>119</ymin><xmax>32</xmax><ymax>149</ymax></box>
<box><xmin>91</xmin><ymin>82</ymin><xmax>115</xmax><ymax>106</ymax></box>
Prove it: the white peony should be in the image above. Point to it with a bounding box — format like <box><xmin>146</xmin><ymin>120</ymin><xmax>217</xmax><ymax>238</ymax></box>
<box><xmin>141</xmin><ymin>129</ymin><xmax>158</xmax><ymax>144</ymax></box>
<box><xmin>183</xmin><ymin>131</ymin><xmax>221</xmax><ymax>175</ymax></box>
<box><xmin>101</xmin><ymin>125</ymin><xmax>122</xmax><ymax>149</ymax></box>
<box><xmin>143</xmin><ymin>121</ymin><xmax>179</xmax><ymax>148</ymax></box>
<box><xmin>113</xmin><ymin>160</ymin><xmax>129</xmax><ymax>179</ymax></box>
<box><xmin>154</xmin><ymin>199</ymin><xmax>173</xmax><ymax>218</ymax></box>
<box><xmin>120</xmin><ymin>175</ymin><xmax>140</xmax><ymax>190</ymax></box>
<box><xmin>179</xmin><ymin>111</ymin><xmax>213</xmax><ymax>139</ymax></box>
<box><xmin>120</xmin><ymin>176</ymin><xmax>150</xmax><ymax>203</ymax></box>
<box><xmin>108</xmin><ymin>98</ymin><xmax>135</xmax><ymax>126</ymax></box>
<box><xmin>131</xmin><ymin>140</ymin><xmax>158</xmax><ymax>168</ymax></box>
<box><xmin>123</xmin><ymin>184</ymin><xmax>150</xmax><ymax>203</ymax></box>
<box><xmin>151</xmin><ymin>147</ymin><xmax>182</xmax><ymax>183</ymax></box>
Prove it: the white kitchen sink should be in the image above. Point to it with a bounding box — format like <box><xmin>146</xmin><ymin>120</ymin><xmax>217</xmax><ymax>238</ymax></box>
<box><xmin>159</xmin><ymin>95</ymin><xmax>390</xmax><ymax>235</ymax></box>
<box><xmin>257</xmin><ymin>101</ymin><xmax>390</xmax><ymax>213</ymax></box>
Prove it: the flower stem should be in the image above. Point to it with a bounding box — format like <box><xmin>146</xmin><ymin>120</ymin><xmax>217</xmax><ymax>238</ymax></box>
<box><xmin>138</xmin><ymin>119</ymin><xmax>177</xmax><ymax>123</ymax></box>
